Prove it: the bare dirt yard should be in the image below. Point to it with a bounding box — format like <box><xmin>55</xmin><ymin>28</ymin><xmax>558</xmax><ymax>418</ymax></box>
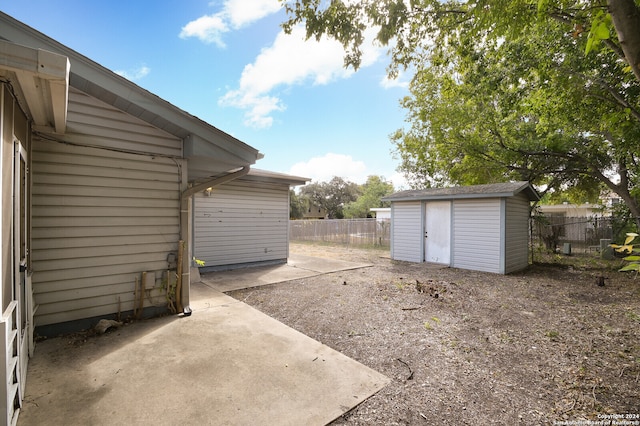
<box><xmin>228</xmin><ymin>242</ymin><xmax>640</xmax><ymax>425</ymax></box>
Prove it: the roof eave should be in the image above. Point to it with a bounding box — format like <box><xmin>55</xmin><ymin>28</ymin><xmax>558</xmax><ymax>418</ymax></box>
<box><xmin>383</xmin><ymin>182</ymin><xmax>540</xmax><ymax>202</ymax></box>
<box><xmin>0</xmin><ymin>12</ymin><xmax>260</xmax><ymax>167</ymax></box>
<box><xmin>0</xmin><ymin>39</ymin><xmax>69</xmax><ymax>133</ymax></box>
<box><xmin>241</xmin><ymin>168</ymin><xmax>310</xmax><ymax>186</ymax></box>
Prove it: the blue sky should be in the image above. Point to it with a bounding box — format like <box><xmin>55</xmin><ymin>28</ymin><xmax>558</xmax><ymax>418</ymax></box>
<box><xmin>2</xmin><ymin>0</ymin><xmax>410</xmax><ymax>188</ymax></box>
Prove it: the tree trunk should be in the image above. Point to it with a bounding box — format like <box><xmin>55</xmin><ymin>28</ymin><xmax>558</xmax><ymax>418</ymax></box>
<box><xmin>608</xmin><ymin>0</ymin><xmax>640</xmax><ymax>83</ymax></box>
<box><xmin>590</xmin><ymin>162</ymin><xmax>640</xmax><ymax>230</ymax></box>
<box><xmin>604</xmin><ymin>182</ymin><xmax>640</xmax><ymax>230</ymax></box>
<box><xmin>618</xmin><ymin>190</ymin><xmax>640</xmax><ymax>230</ymax></box>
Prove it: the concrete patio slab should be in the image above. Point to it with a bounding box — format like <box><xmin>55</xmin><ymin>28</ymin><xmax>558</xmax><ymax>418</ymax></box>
<box><xmin>18</xmin><ymin>260</ymin><xmax>388</xmax><ymax>426</ymax></box>
<box><xmin>200</xmin><ymin>254</ymin><xmax>372</xmax><ymax>293</ymax></box>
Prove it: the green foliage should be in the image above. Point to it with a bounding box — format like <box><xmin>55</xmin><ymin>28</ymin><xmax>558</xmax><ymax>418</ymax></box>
<box><xmin>281</xmin><ymin>0</ymin><xmax>640</xmax><ymax>227</ymax></box>
<box><xmin>392</xmin><ymin>15</ymin><xmax>640</xmax><ymax>224</ymax></box>
<box><xmin>610</xmin><ymin>201</ymin><xmax>640</xmax><ymax>242</ymax></box>
<box><xmin>343</xmin><ymin>175</ymin><xmax>394</xmax><ymax>218</ymax></box>
<box><xmin>545</xmin><ymin>330</ymin><xmax>560</xmax><ymax>341</ymax></box>
<box><xmin>289</xmin><ymin>189</ymin><xmax>307</xmax><ymax>219</ymax></box>
<box><xmin>538</xmin><ymin>186</ymin><xmax>604</xmax><ymax>206</ymax></box>
<box><xmin>585</xmin><ymin>10</ymin><xmax>612</xmax><ymax>54</ymax></box>
<box><xmin>611</xmin><ymin>233</ymin><xmax>640</xmax><ymax>275</ymax></box>
<box><xmin>297</xmin><ymin>175</ymin><xmax>394</xmax><ymax>219</ymax></box>
<box><xmin>282</xmin><ymin>0</ymin><xmax>640</xmax><ymax>80</ymax></box>
<box><xmin>298</xmin><ymin>176</ymin><xmax>360</xmax><ymax>219</ymax></box>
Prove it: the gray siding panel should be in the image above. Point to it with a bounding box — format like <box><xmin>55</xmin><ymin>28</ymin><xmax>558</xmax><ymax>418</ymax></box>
<box><xmin>391</xmin><ymin>202</ymin><xmax>423</xmax><ymax>263</ymax></box>
<box><xmin>505</xmin><ymin>194</ymin><xmax>531</xmax><ymax>273</ymax></box>
<box><xmin>32</xmin><ymin>139</ymin><xmax>181</xmax><ymax>326</ymax></box>
<box><xmin>194</xmin><ymin>180</ymin><xmax>290</xmax><ymax>267</ymax></box>
<box><xmin>452</xmin><ymin>199</ymin><xmax>501</xmax><ymax>273</ymax></box>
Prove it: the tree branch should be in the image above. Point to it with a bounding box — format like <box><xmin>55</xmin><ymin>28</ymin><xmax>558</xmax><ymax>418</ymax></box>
<box><xmin>608</xmin><ymin>0</ymin><xmax>640</xmax><ymax>83</ymax></box>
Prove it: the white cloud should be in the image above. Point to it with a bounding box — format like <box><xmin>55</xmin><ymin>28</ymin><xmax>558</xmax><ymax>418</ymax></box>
<box><xmin>179</xmin><ymin>14</ymin><xmax>228</xmax><ymax>47</ymax></box>
<box><xmin>181</xmin><ymin>2</ymin><xmax>388</xmax><ymax>128</ymax></box>
<box><xmin>115</xmin><ymin>65</ymin><xmax>151</xmax><ymax>81</ymax></box>
<box><xmin>289</xmin><ymin>153</ymin><xmax>368</xmax><ymax>184</ymax></box>
<box><xmin>221</xmin><ymin>25</ymin><xmax>385</xmax><ymax>128</ymax></box>
<box><xmin>389</xmin><ymin>171</ymin><xmax>408</xmax><ymax>191</ymax></box>
<box><xmin>380</xmin><ymin>70</ymin><xmax>410</xmax><ymax>89</ymax></box>
<box><xmin>179</xmin><ymin>0</ymin><xmax>280</xmax><ymax>47</ymax></box>
<box><xmin>224</xmin><ymin>0</ymin><xmax>281</xmax><ymax>28</ymax></box>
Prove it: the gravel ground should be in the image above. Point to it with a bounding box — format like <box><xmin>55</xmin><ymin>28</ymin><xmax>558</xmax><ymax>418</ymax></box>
<box><xmin>228</xmin><ymin>242</ymin><xmax>640</xmax><ymax>425</ymax></box>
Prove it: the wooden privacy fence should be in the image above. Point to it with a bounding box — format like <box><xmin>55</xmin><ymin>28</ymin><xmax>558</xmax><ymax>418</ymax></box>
<box><xmin>289</xmin><ymin>218</ymin><xmax>391</xmax><ymax>247</ymax></box>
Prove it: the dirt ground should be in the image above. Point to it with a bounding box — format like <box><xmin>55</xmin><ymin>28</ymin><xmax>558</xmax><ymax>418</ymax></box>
<box><xmin>228</xmin><ymin>242</ymin><xmax>640</xmax><ymax>425</ymax></box>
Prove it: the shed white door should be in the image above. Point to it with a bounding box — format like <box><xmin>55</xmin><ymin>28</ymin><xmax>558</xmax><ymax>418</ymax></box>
<box><xmin>424</xmin><ymin>201</ymin><xmax>451</xmax><ymax>264</ymax></box>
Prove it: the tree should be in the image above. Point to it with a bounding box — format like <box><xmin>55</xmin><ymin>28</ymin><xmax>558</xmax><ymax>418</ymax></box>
<box><xmin>281</xmin><ymin>0</ymin><xmax>640</xmax><ymax>84</ymax></box>
<box><xmin>298</xmin><ymin>176</ymin><xmax>361</xmax><ymax>218</ymax></box>
<box><xmin>391</xmin><ymin>21</ymin><xmax>639</xmax><ymax>206</ymax></box>
<box><xmin>289</xmin><ymin>189</ymin><xmax>307</xmax><ymax>219</ymax></box>
<box><xmin>343</xmin><ymin>175</ymin><xmax>394</xmax><ymax>218</ymax></box>
<box><xmin>281</xmin><ymin>0</ymin><xmax>640</xmax><ymax>228</ymax></box>
<box><xmin>392</xmin><ymin>19</ymin><xmax>640</xmax><ymax>225</ymax></box>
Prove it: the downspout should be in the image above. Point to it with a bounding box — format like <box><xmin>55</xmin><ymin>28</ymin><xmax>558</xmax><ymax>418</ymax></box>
<box><xmin>177</xmin><ymin>165</ymin><xmax>250</xmax><ymax>315</ymax></box>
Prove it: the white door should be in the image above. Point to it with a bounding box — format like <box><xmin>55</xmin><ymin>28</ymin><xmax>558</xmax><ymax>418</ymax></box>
<box><xmin>424</xmin><ymin>201</ymin><xmax>451</xmax><ymax>264</ymax></box>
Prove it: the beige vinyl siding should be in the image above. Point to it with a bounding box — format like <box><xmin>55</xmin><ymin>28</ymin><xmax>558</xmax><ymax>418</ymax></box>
<box><xmin>504</xmin><ymin>194</ymin><xmax>531</xmax><ymax>273</ymax></box>
<box><xmin>390</xmin><ymin>202</ymin><xmax>423</xmax><ymax>263</ymax></box>
<box><xmin>64</xmin><ymin>87</ymin><xmax>182</xmax><ymax>157</ymax></box>
<box><xmin>194</xmin><ymin>180</ymin><xmax>290</xmax><ymax>267</ymax></box>
<box><xmin>452</xmin><ymin>199</ymin><xmax>502</xmax><ymax>273</ymax></box>
<box><xmin>31</xmin><ymin>139</ymin><xmax>181</xmax><ymax>326</ymax></box>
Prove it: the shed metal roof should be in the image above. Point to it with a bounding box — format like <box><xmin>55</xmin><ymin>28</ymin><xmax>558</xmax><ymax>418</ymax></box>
<box><xmin>383</xmin><ymin>181</ymin><xmax>540</xmax><ymax>202</ymax></box>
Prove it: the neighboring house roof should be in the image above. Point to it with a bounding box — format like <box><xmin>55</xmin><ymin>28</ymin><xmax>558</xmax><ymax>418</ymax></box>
<box><xmin>537</xmin><ymin>203</ymin><xmax>605</xmax><ymax>217</ymax></box>
<box><xmin>383</xmin><ymin>181</ymin><xmax>540</xmax><ymax>202</ymax></box>
<box><xmin>0</xmin><ymin>12</ymin><xmax>261</xmax><ymax>182</ymax></box>
<box><xmin>241</xmin><ymin>169</ymin><xmax>309</xmax><ymax>186</ymax></box>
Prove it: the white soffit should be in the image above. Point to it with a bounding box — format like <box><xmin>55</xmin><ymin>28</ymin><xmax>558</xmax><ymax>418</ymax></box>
<box><xmin>0</xmin><ymin>39</ymin><xmax>69</xmax><ymax>133</ymax></box>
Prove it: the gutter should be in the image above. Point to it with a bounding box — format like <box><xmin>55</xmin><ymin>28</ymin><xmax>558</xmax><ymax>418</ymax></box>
<box><xmin>176</xmin><ymin>166</ymin><xmax>251</xmax><ymax>316</ymax></box>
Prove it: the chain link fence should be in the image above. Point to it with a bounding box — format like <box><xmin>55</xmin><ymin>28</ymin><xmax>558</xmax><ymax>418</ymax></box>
<box><xmin>531</xmin><ymin>216</ymin><xmax>615</xmax><ymax>253</ymax></box>
<box><xmin>290</xmin><ymin>216</ymin><xmax>625</xmax><ymax>254</ymax></box>
<box><xmin>289</xmin><ymin>218</ymin><xmax>391</xmax><ymax>248</ymax></box>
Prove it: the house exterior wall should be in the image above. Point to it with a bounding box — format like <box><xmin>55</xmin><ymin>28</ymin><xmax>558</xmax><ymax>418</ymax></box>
<box><xmin>31</xmin><ymin>89</ymin><xmax>183</xmax><ymax>327</ymax></box>
<box><xmin>1</xmin><ymin>82</ymin><xmax>32</xmax><ymax>424</ymax></box>
<box><xmin>451</xmin><ymin>198</ymin><xmax>502</xmax><ymax>273</ymax></box>
<box><xmin>194</xmin><ymin>179</ymin><xmax>290</xmax><ymax>268</ymax></box>
<box><xmin>194</xmin><ymin>180</ymin><xmax>289</xmax><ymax>268</ymax></box>
<box><xmin>504</xmin><ymin>193</ymin><xmax>531</xmax><ymax>273</ymax></box>
<box><xmin>370</xmin><ymin>208</ymin><xmax>391</xmax><ymax>221</ymax></box>
<box><xmin>537</xmin><ymin>203</ymin><xmax>603</xmax><ymax>218</ymax></box>
<box><xmin>390</xmin><ymin>201</ymin><xmax>423</xmax><ymax>263</ymax></box>
<box><xmin>65</xmin><ymin>87</ymin><xmax>183</xmax><ymax>156</ymax></box>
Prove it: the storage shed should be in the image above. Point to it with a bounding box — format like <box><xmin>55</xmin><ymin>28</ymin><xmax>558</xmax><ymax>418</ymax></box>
<box><xmin>383</xmin><ymin>181</ymin><xmax>539</xmax><ymax>274</ymax></box>
<box><xmin>193</xmin><ymin>169</ymin><xmax>308</xmax><ymax>270</ymax></box>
